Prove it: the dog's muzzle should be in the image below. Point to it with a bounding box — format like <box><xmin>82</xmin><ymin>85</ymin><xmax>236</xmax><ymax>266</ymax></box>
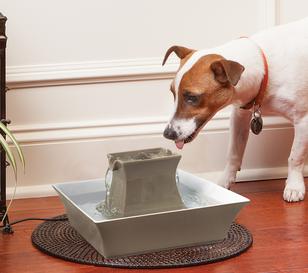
<box><xmin>163</xmin><ymin>126</ymin><xmax>178</xmax><ymax>140</ymax></box>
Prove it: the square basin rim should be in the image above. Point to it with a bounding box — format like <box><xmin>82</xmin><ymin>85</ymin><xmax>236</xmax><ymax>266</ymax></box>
<box><xmin>53</xmin><ymin>184</ymin><xmax>249</xmax><ymax>224</ymax></box>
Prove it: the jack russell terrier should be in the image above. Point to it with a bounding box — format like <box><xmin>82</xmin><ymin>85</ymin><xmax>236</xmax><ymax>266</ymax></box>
<box><xmin>162</xmin><ymin>17</ymin><xmax>308</xmax><ymax>203</ymax></box>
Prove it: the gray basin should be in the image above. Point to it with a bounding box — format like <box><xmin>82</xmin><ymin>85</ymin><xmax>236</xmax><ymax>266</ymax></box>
<box><xmin>53</xmin><ymin>170</ymin><xmax>249</xmax><ymax>258</ymax></box>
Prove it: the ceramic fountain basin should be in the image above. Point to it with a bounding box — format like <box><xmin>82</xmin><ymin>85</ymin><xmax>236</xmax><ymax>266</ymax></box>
<box><xmin>53</xmin><ymin>170</ymin><xmax>249</xmax><ymax>258</ymax></box>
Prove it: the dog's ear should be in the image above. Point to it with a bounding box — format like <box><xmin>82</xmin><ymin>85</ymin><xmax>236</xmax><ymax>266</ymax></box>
<box><xmin>162</xmin><ymin>46</ymin><xmax>194</xmax><ymax>65</ymax></box>
<box><xmin>210</xmin><ymin>59</ymin><xmax>245</xmax><ymax>86</ymax></box>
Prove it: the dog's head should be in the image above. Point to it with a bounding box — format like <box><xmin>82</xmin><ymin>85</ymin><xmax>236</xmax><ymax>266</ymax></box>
<box><xmin>162</xmin><ymin>45</ymin><xmax>245</xmax><ymax>149</ymax></box>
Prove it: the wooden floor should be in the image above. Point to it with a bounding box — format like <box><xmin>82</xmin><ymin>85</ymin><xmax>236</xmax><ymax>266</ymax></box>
<box><xmin>1</xmin><ymin>179</ymin><xmax>308</xmax><ymax>273</ymax></box>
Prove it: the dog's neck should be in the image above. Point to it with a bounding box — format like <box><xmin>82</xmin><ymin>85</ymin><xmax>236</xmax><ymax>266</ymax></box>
<box><xmin>198</xmin><ymin>38</ymin><xmax>266</xmax><ymax>108</ymax></box>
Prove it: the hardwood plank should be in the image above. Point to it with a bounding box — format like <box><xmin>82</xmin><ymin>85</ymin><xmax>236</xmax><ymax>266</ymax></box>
<box><xmin>1</xmin><ymin>179</ymin><xmax>308</xmax><ymax>273</ymax></box>
<box><xmin>231</xmin><ymin>177</ymin><xmax>308</xmax><ymax>194</ymax></box>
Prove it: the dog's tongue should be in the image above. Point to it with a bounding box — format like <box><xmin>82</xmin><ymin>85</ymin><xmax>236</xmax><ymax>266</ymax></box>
<box><xmin>175</xmin><ymin>140</ymin><xmax>185</xmax><ymax>150</ymax></box>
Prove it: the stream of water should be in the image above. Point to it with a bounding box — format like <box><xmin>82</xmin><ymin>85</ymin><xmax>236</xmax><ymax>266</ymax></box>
<box><xmin>96</xmin><ymin>168</ymin><xmax>120</xmax><ymax>217</ymax></box>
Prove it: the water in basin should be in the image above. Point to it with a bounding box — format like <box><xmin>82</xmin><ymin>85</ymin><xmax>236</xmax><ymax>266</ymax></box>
<box><xmin>94</xmin><ymin>171</ymin><xmax>219</xmax><ymax>220</ymax></box>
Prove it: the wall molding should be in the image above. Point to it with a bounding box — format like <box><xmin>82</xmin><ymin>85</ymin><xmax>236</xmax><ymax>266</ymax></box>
<box><xmin>7</xmin><ymin>57</ymin><xmax>179</xmax><ymax>89</ymax></box>
<box><xmin>5</xmin><ymin>0</ymin><xmax>280</xmax><ymax>90</ymax></box>
<box><xmin>8</xmin><ymin>114</ymin><xmax>292</xmax><ymax>145</ymax></box>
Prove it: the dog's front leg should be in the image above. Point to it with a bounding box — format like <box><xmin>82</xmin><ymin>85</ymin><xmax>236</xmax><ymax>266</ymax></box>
<box><xmin>283</xmin><ymin>117</ymin><xmax>308</xmax><ymax>202</ymax></box>
<box><xmin>217</xmin><ymin>107</ymin><xmax>251</xmax><ymax>188</ymax></box>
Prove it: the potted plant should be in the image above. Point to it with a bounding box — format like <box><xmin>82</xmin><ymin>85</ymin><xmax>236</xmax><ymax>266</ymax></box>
<box><xmin>0</xmin><ymin>121</ymin><xmax>25</xmax><ymax>224</ymax></box>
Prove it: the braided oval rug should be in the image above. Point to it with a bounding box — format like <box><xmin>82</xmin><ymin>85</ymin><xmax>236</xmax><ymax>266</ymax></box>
<box><xmin>32</xmin><ymin>215</ymin><xmax>252</xmax><ymax>269</ymax></box>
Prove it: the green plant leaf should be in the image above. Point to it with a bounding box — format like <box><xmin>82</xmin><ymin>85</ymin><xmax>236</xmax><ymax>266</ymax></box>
<box><xmin>0</xmin><ymin>133</ymin><xmax>17</xmax><ymax>179</ymax></box>
<box><xmin>0</xmin><ymin>122</ymin><xmax>25</xmax><ymax>170</ymax></box>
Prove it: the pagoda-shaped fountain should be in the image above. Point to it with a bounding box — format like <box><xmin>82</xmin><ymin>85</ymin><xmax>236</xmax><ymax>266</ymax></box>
<box><xmin>54</xmin><ymin>148</ymin><xmax>249</xmax><ymax>257</ymax></box>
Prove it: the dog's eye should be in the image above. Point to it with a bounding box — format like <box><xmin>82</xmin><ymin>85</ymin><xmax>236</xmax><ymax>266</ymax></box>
<box><xmin>184</xmin><ymin>93</ymin><xmax>200</xmax><ymax>105</ymax></box>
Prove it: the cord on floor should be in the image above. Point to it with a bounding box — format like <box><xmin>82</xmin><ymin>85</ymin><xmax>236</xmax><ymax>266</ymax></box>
<box><xmin>1</xmin><ymin>216</ymin><xmax>68</xmax><ymax>234</ymax></box>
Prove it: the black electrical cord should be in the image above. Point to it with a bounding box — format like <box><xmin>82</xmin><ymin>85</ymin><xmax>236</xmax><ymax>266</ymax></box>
<box><xmin>1</xmin><ymin>216</ymin><xmax>68</xmax><ymax>234</ymax></box>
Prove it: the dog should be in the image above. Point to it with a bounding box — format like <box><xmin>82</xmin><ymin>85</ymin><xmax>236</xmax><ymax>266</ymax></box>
<box><xmin>162</xmin><ymin>17</ymin><xmax>308</xmax><ymax>202</ymax></box>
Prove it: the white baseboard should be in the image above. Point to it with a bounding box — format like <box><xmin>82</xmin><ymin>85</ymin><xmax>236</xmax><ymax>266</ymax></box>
<box><xmin>7</xmin><ymin>165</ymin><xmax>308</xmax><ymax>199</ymax></box>
<box><xmin>7</xmin><ymin>184</ymin><xmax>56</xmax><ymax>199</ymax></box>
<box><xmin>197</xmin><ymin>165</ymin><xmax>308</xmax><ymax>183</ymax></box>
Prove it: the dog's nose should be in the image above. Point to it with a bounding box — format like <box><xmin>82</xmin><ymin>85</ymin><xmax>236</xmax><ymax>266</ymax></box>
<box><xmin>163</xmin><ymin>127</ymin><xmax>177</xmax><ymax>140</ymax></box>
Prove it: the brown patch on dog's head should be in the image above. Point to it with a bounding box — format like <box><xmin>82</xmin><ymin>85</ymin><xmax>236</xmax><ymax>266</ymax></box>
<box><xmin>163</xmin><ymin>45</ymin><xmax>196</xmax><ymax>99</ymax></box>
<box><xmin>175</xmin><ymin>54</ymin><xmax>245</xmax><ymax>123</ymax></box>
<box><xmin>162</xmin><ymin>45</ymin><xmax>195</xmax><ymax>66</ymax></box>
<box><xmin>163</xmin><ymin>51</ymin><xmax>245</xmax><ymax>146</ymax></box>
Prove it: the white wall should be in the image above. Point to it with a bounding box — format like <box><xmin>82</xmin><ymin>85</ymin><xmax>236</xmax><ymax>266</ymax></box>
<box><xmin>1</xmin><ymin>0</ymin><xmax>307</xmax><ymax>198</ymax></box>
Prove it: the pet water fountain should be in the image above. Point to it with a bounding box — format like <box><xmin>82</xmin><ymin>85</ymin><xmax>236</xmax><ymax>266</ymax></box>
<box><xmin>53</xmin><ymin>148</ymin><xmax>250</xmax><ymax>258</ymax></box>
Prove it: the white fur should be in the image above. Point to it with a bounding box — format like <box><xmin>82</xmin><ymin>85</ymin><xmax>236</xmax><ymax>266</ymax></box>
<box><xmin>171</xmin><ymin>118</ymin><xmax>197</xmax><ymax>140</ymax></box>
<box><xmin>171</xmin><ymin>17</ymin><xmax>308</xmax><ymax>202</ymax></box>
